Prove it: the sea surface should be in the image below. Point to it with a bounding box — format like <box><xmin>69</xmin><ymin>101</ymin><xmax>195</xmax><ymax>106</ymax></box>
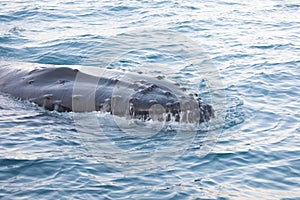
<box><xmin>0</xmin><ymin>0</ymin><xmax>299</xmax><ymax>199</ymax></box>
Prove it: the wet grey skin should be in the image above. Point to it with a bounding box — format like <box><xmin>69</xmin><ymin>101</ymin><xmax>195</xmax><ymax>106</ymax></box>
<box><xmin>0</xmin><ymin>62</ymin><xmax>214</xmax><ymax>123</ymax></box>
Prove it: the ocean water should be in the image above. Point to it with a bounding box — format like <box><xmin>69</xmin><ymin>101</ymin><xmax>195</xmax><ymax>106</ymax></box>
<box><xmin>0</xmin><ymin>0</ymin><xmax>299</xmax><ymax>199</ymax></box>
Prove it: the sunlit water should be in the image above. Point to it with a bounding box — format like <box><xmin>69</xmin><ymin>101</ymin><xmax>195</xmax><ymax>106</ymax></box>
<box><xmin>0</xmin><ymin>0</ymin><xmax>299</xmax><ymax>199</ymax></box>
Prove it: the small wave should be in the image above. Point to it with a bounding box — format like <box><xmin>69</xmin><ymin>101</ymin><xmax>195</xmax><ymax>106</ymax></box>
<box><xmin>249</xmin><ymin>43</ymin><xmax>292</xmax><ymax>50</ymax></box>
<box><xmin>223</xmin><ymin>96</ymin><xmax>245</xmax><ymax>129</ymax></box>
<box><xmin>109</xmin><ymin>6</ymin><xmax>138</xmax><ymax>12</ymax></box>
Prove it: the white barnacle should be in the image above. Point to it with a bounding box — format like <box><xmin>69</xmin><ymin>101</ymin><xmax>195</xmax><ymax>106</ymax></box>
<box><xmin>43</xmin><ymin>94</ymin><xmax>53</xmax><ymax>99</ymax></box>
<box><xmin>149</xmin><ymin>99</ymin><xmax>158</xmax><ymax>105</ymax></box>
<box><xmin>53</xmin><ymin>100</ymin><xmax>62</xmax><ymax>111</ymax></box>
<box><xmin>72</xmin><ymin>95</ymin><xmax>83</xmax><ymax>100</ymax></box>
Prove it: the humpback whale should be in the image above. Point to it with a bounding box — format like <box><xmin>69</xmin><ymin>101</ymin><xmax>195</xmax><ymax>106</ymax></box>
<box><xmin>0</xmin><ymin>61</ymin><xmax>214</xmax><ymax>123</ymax></box>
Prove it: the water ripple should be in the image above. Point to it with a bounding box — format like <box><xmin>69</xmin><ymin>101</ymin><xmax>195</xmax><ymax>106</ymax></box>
<box><xmin>0</xmin><ymin>0</ymin><xmax>299</xmax><ymax>199</ymax></box>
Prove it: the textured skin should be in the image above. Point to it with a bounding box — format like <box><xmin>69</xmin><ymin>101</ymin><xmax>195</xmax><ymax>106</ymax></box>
<box><xmin>0</xmin><ymin>62</ymin><xmax>214</xmax><ymax>123</ymax></box>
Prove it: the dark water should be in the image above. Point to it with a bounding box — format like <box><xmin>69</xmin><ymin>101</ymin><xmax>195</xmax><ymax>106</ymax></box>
<box><xmin>0</xmin><ymin>0</ymin><xmax>299</xmax><ymax>199</ymax></box>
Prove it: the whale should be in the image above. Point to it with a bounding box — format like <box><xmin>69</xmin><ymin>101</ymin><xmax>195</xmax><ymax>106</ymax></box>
<box><xmin>0</xmin><ymin>61</ymin><xmax>214</xmax><ymax>123</ymax></box>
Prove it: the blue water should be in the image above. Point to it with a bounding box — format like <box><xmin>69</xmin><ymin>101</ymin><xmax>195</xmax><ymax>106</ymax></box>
<box><xmin>0</xmin><ymin>0</ymin><xmax>299</xmax><ymax>199</ymax></box>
